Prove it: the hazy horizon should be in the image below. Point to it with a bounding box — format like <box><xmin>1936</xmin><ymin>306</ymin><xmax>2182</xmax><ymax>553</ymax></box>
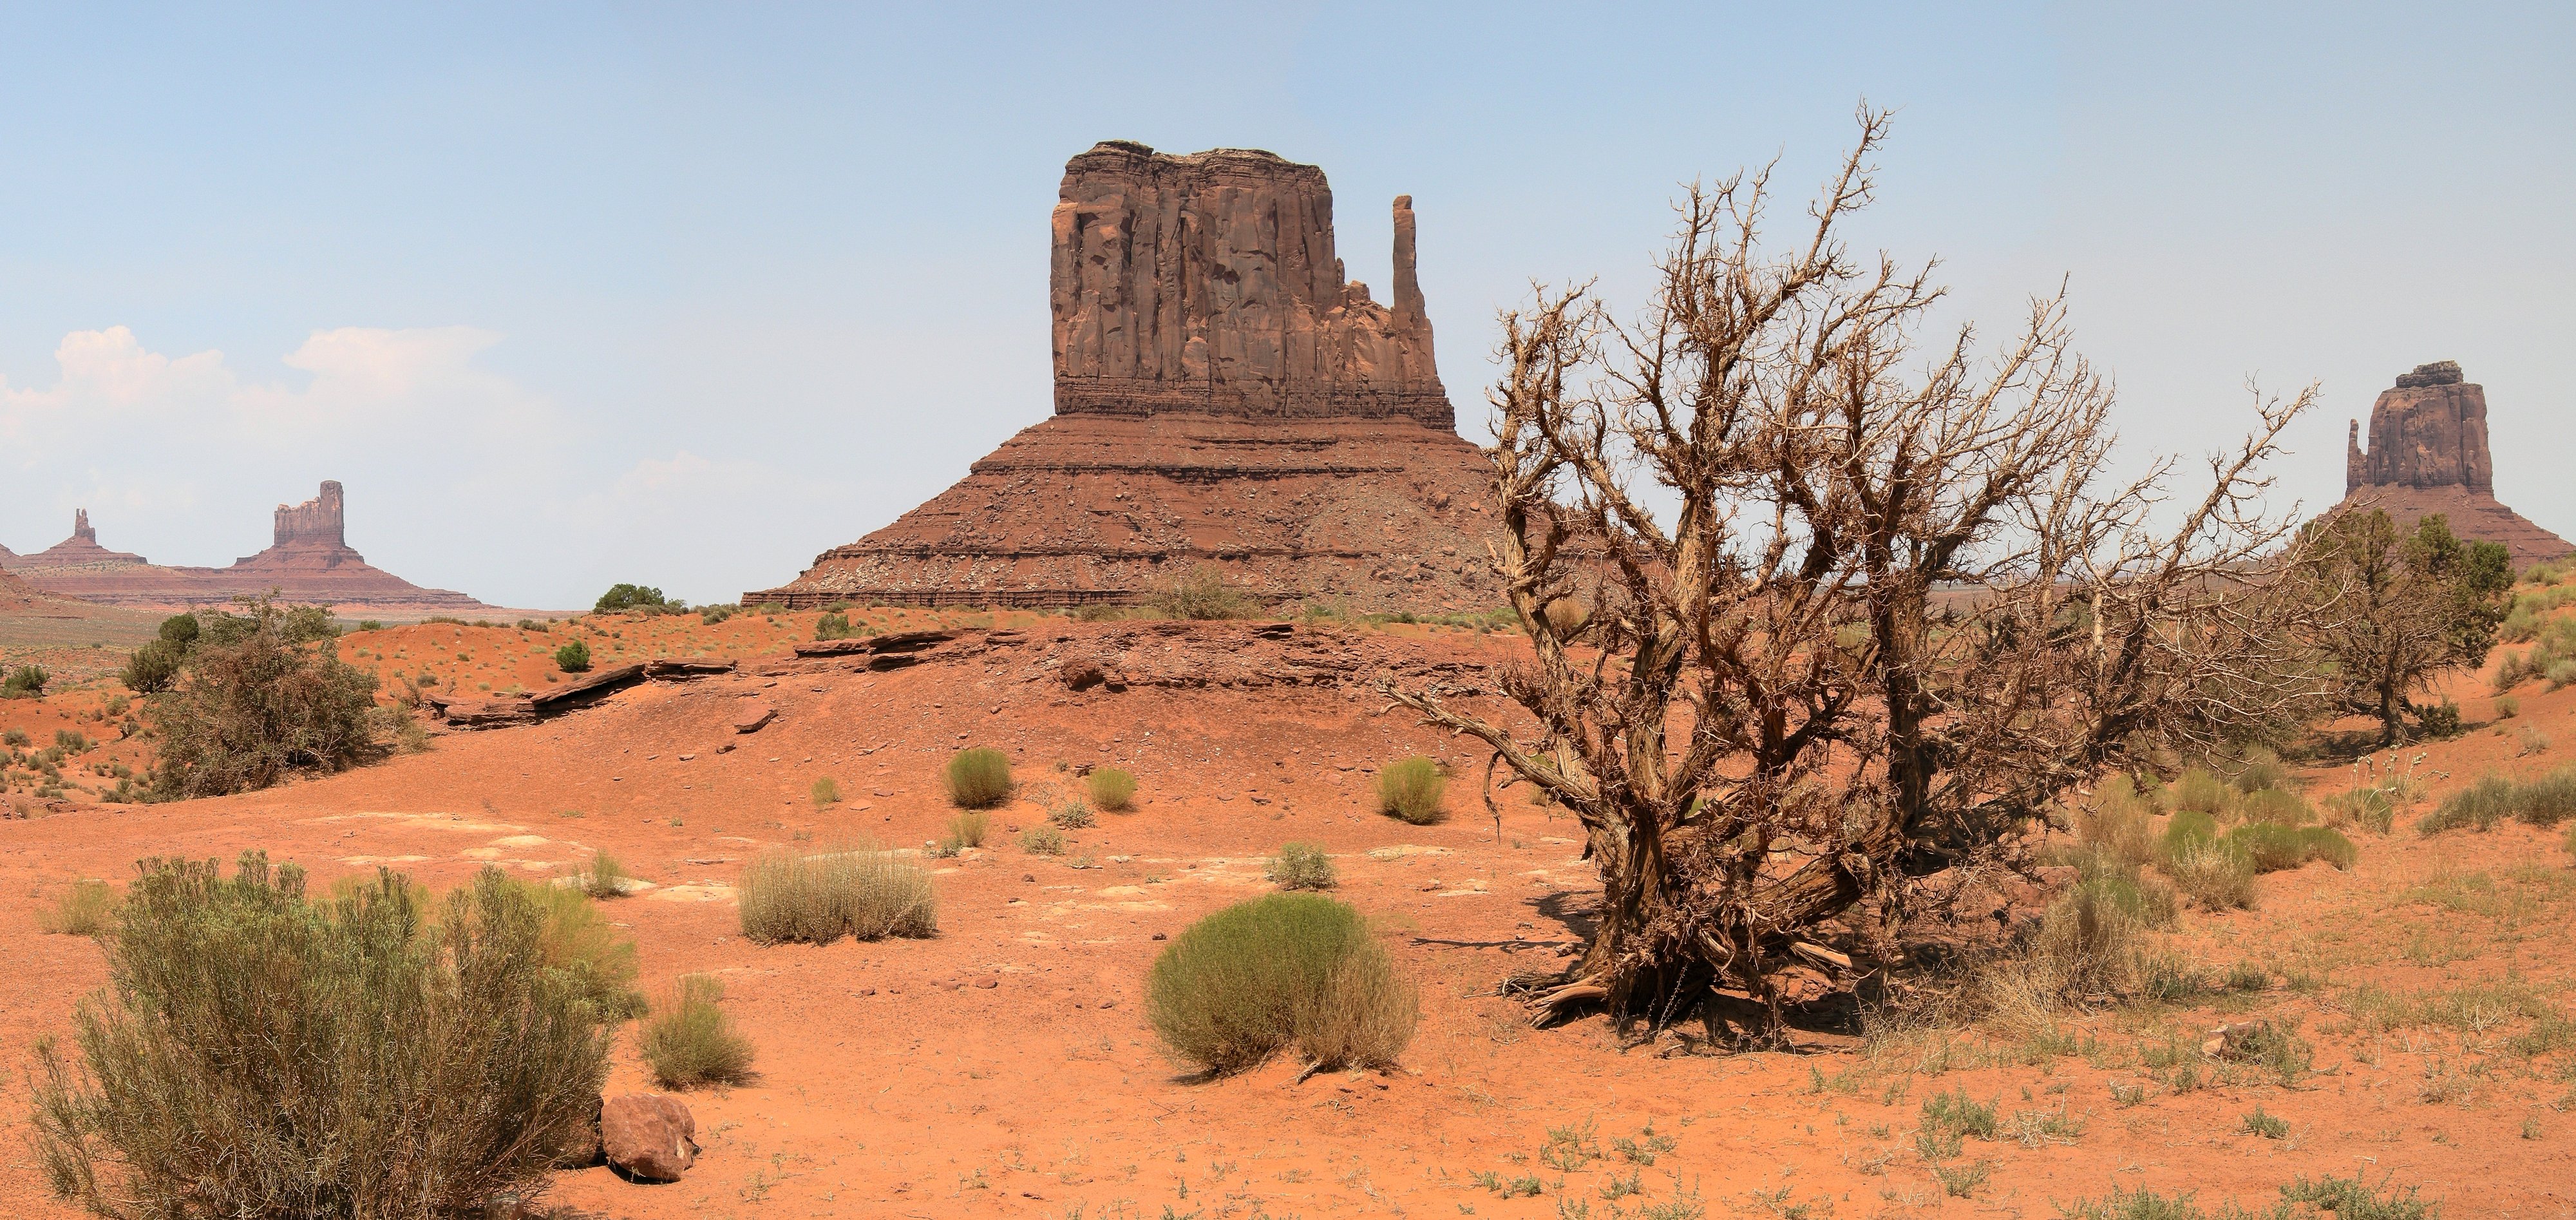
<box><xmin>5</xmin><ymin>3</ymin><xmax>2568</xmax><ymax>609</ymax></box>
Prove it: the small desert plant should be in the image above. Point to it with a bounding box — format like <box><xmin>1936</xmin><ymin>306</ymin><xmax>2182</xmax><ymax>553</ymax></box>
<box><xmin>5</xmin><ymin>664</ymin><xmax>52</xmax><ymax>698</ymax></box>
<box><xmin>2074</xmin><ymin>776</ymin><xmax>2157</xmax><ymax>867</ymax></box>
<box><xmin>813</xmin><ymin>611</ymin><xmax>855</xmax><ymax>640</ymax></box>
<box><xmin>2156</xmin><ymin>809</ymin><xmax>2221</xmax><ymax>861</ymax></box>
<box><xmin>2517</xmin><ymin>725</ymin><xmax>2551</xmax><ymax>757</ymax></box>
<box><xmin>2325</xmin><ymin>786</ymin><xmax>2398</xmax><ymax>834</ymax></box>
<box><xmin>1146</xmin><ymin>893</ymin><xmax>1417</xmax><ymax>1076</ymax></box>
<box><xmin>2163</xmin><ymin>838</ymin><xmax>2257</xmax><ymax>910</ymax></box>
<box><xmin>576</xmin><ymin>850</ymin><xmax>631</xmax><ymax>899</ymax></box>
<box><xmin>736</xmin><ymin>842</ymin><xmax>937</xmax><ymax>945</ymax></box>
<box><xmin>2222</xmin><ymin>823</ymin><xmax>2354</xmax><ymax>873</ymax></box>
<box><xmin>1018</xmin><ymin>825</ymin><xmax>1068</xmax><ymax>855</ymax></box>
<box><xmin>944</xmin><ymin>747</ymin><xmax>1012</xmax><ymax>808</ymax></box>
<box><xmin>944</xmin><ymin>810</ymin><xmax>990</xmax><ymax>850</ymax></box>
<box><xmin>2229</xmin><ymin>748</ymin><xmax>2294</xmax><ymax>795</ymax></box>
<box><xmin>1087</xmin><ymin>767</ymin><xmax>1137</xmax><ymax>811</ymax></box>
<box><xmin>2514</xmin><ymin>766</ymin><xmax>2576</xmax><ymax>828</ymax></box>
<box><xmin>28</xmin><ymin>855</ymin><xmax>613</xmax><ymax>1217</ymax></box>
<box><xmin>2419</xmin><ymin>774</ymin><xmax>2517</xmax><ymax>835</ymax></box>
<box><xmin>810</xmin><ymin>776</ymin><xmax>840</xmax><ymax>806</ymax></box>
<box><xmin>552</xmin><ymin>639</ymin><xmax>592</xmax><ymax>672</ymax></box>
<box><xmin>37</xmin><ymin>880</ymin><xmax>115</xmax><ymax>935</ymax></box>
<box><xmin>639</xmin><ymin>974</ymin><xmax>756</xmax><ymax>1089</ymax></box>
<box><xmin>2168</xmin><ymin>767</ymin><xmax>2233</xmax><ymax>817</ymax></box>
<box><xmin>2235</xmin><ymin>787</ymin><xmax>2315</xmax><ymax>826</ymax></box>
<box><xmin>1146</xmin><ymin>564</ymin><xmax>1260</xmax><ymax>620</ymax></box>
<box><xmin>1048</xmin><ymin>799</ymin><xmax>1095</xmax><ymax>829</ymax></box>
<box><xmin>118</xmin><ymin>641</ymin><xmax>185</xmax><ymax>694</ymax></box>
<box><xmin>1376</xmin><ymin>756</ymin><xmax>1446</xmax><ymax>824</ymax></box>
<box><xmin>2241</xmin><ymin>1105</ymin><xmax>2289</xmax><ymax>1139</ymax></box>
<box><xmin>1267</xmin><ymin>842</ymin><xmax>1338</xmax><ymax>890</ymax></box>
<box><xmin>2496</xmin><ymin>694</ymin><xmax>2521</xmax><ymax>718</ymax></box>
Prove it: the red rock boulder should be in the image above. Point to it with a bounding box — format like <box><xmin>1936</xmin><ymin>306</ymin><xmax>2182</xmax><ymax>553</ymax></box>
<box><xmin>601</xmin><ymin>1092</ymin><xmax>697</xmax><ymax>1182</ymax></box>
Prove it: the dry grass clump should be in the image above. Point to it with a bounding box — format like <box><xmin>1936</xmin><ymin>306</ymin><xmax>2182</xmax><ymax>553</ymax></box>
<box><xmin>2420</xmin><ymin>774</ymin><xmax>2519</xmax><ymax>835</ymax></box>
<box><xmin>942</xmin><ymin>810</ymin><xmax>990</xmax><ymax>852</ymax></box>
<box><xmin>28</xmin><ymin>855</ymin><xmax>614</xmax><ymax>1218</ymax></box>
<box><xmin>1376</xmin><ymin>756</ymin><xmax>1446</xmax><ymax>824</ymax></box>
<box><xmin>576</xmin><ymin>850</ymin><xmax>632</xmax><ymax>899</ymax></box>
<box><xmin>1086</xmin><ymin>767</ymin><xmax>1137</xmax><ymax>811</ymax></box>
<box><xmin>1145</xmin><ymin>564</ymin><xmax>1261</xmax><ymax>620</ymax></box>
<box><xmin>1148</xmin><ymin>894</ymin><xmax>1416</xmax><ymax>1076</ymax></box>
<box><xmin>810</xmin><ymin>776</ymin><xmax>840</xmax><ymax>806</ymax></box>
<box><xmin>37</xmin><ymin>880</ymin><xmax>114</xmax><ymax>935</ymax></box>
<box><xmin>2168</xmin><ymin>767</ymin><xmax>2235</xmax><ymax>817</ymax></box>
<box><xmin>944</xmin><ymin>747</ymin><xmax>1012</xmax><ymax>808</ymax></box>
<box><xmin>737</xmin><ymin>842</ymin><xmax>936</xmax><ymax>945</ymax></box>
<box><xmin>639</xmin><ymin>974</ymin><xmax>756</xmax><ymax>1089</ymax></box>
<box><xmin>1018</xmin><ymin>825</ymin><xmax>1068</xmax><ymax>855</ymax></box>
<box><xmin>1049</xmin><ymin>799</ymin><xmax>1095</xmax><ymax>829</ymax></box>
<box><xmin>1267</xmin><ymin>842</ymin><xmax>1338</xmax><ymax>891</ymax></box>
<box><xmin>2324</xmin><ymin>785</ymin><xmax>2398</xmax><ymax>835</ymax></box>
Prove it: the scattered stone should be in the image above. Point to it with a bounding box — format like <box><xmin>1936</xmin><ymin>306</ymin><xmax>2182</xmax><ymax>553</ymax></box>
<box><xmin>732</xmin><ymin>699</ymin><xmax>776</xmax><ymax>734</ymax></box>
<box><xmin>601</xmin><ymin>1092</ymin><xmax>697</xmax><ymax>1182</ymax></box>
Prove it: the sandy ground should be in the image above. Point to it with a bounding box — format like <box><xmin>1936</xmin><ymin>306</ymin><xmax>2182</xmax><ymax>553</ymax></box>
<box><xmin>2</xmin><ymin>609</ymin><xmax>2572</xmax><ymax>1218</ymax></box>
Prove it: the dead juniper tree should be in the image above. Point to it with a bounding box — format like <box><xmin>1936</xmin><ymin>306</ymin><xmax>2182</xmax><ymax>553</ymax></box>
<box><xmin>1381</xmin><ymin>110</ymin><xmax>2325</xmax><ymax>1034</ymax></box>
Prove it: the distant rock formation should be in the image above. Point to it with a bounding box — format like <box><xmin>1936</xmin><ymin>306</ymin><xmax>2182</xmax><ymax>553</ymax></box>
<box><xmin>2334</xmin><ymin>361</ymin><xmax>2570</xmax><ymax>567</ymax></box>
<box><xmin>4</xmin><ymin>482</ymin><xmax>498</xmax><ymax>614</ymax></box>
<box><xmin>752</xmin><ymin>142</ymin><xmax>1502</xmax><ymax>611</ymax></box>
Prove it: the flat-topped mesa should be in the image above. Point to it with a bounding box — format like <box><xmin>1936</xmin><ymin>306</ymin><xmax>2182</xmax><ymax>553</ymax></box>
<box><xmin>2332</xmin><ymin>360</ymin><xmax>2571</xmax><ymax>567</ymax></box>
<box><xmin>2345</xmin><ymin>360</ymin><xmax>2493</xmax><ymax>494</ymax></box>
<box><xmin>269</xmin><ymin>480</ymin><xmax>348</xmax><ymax>551</ymax></box>
<box><xmin>1050</xmin><ymin>142</ymin><xmax>1448</xmax><ymax>426</ymax></box>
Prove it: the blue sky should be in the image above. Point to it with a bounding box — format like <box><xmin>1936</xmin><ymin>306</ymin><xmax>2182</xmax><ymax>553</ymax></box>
<box><xmin>3</xmin><ymin>3</ymin><xmax>2568</xmax><ymax>608</ymax></box>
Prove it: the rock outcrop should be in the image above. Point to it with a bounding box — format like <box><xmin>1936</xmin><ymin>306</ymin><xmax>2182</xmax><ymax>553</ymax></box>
<box><xmin>2333</xmin><ymin>361</ymin><xmax>2571</xmax><ymax>567</ymax></box>
<box><xmin>600</xmin><ymin>1093</ymin><xmax>697</xmax><ymax>1182</ymax></box>
<box><xmin>752</xmin><ymin>142</ymin><xmax>1502</xmax><ymax>611</ymax></box>
<box><xmin>5</xmin><ymin>482</ymin><xmax>501</xmax><ymax>614</ymax></box>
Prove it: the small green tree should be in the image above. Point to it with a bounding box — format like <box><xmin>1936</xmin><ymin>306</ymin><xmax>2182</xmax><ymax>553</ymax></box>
<box><xmin>2300</xmin><ymin>510</ymin><xmax>2513</xmax><ymax>744</ymax></box>
<box><xmin>119</xmin><ymin>642</ymin><xmax>184</xmax><ymax>694</ymax></box>
<box><xmin>592</xmin><ymin>583</ymin><xmax>675</xmax><ymax>614</ymax></box>
<box><xmin>5</xmin><ymin>664</ymin><xmax>53</xmax><ymax>699</ymax></box>
<box><xmin>553</xmin><ymin>639</ymin><xmax>592</xmax><ymax>673</ymax></box>
<box><xmin>147</xmin><ymin>598</ymin><xmax>384</xmax><ymax>799</ymax></box>
<box><xmin>156</xmin><ymin>613</ymin><xmax>201</xmax><ymax>650</ymax></box>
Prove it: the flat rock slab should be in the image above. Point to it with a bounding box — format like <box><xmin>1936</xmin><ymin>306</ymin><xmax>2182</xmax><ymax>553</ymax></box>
<box><xmin>732</xmin><ymin>698</ymin><xmax>777</xmax><ymax>733</ymax></box>
<box><xmin>601</xmin><ymin>1092</ymin><xmax>697</xmax><ymax>1181</ymax></box>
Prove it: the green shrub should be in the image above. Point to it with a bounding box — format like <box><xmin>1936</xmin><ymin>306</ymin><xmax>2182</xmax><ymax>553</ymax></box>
<box><xmin>2157</xmin><ymin>810</ymin><xmax>2220</xmax><ymax>862</ymax></box>
<box><xmin>1146</xmin><ymin>893</ymin><xmax>1417</xmax><ymax>1076</ymax></box>
<box><xmin>3</xmin><ymin>727</ymin><xmax>26</xmax><ymax>747</ymax></box>
<box><xmin>2417</xmin><ymin>698</ymin><xmax>2463</xmax><ymax>738</ymax></box>
<box><xmin>2514</xmin><ymin>767</ymin><xmax>2576</xmax><ymax>828</ymax></box>
<box><xmin>639</xmin><ymin>974</ymin><xmax>756</xmax><ymax>1089</ymax></box>
<box><xmin>944</xmin><ymin>810</ymin><xmax>989</xmax><ymax>850</ymax></box>
<box><xmin>697</xmin><ymin>604</ymin><xmax>736</xmax><ymax>625</ymax></box>
<box><xmin>2230</xmin><ymin>749</ymin><xmax>2293</xmax><ymax>795</ymax></box>
<box><xmin>1049</xmin><ymin>799</ymin><xmax>1095</xmax><ymax>829</ymax></box>
<box><xmin>2075</xmin><ymin>776</ymin><xmax>2157</xmax><ymax>868</ymax></box>
<box><xmin>2168</xmin><ymin>767</ymin><xmax>2233</xmax><ymax>816</ymax></box>
<box><xmin>553</xmin><ymin>639</ymin><xmax>592</xmax><ymax>672</ymax></box>
<box><xmin>37</xmin><ymin>880</ymin><xmax>114</xmax><ymax>935</ymax></box>
<box><xmin>1267</xmin><ymin>842</ymin><xmax>1338</xmax><ymax>891</ymax></box>
<box><xmin>737</xmin><ymin>843</ymin><xmax>936</xmax><ymax>945</ymax></box>
<box><xmin>2419</xmin><ymin>774</ymin><xmax>2516</xmax><ymax>835</ymax></box>
<box><xmin>592</xmin><ymin>583</ymin><xmax>674</xmax><ymax>614</ymax></box>
<box><xmin>27</xmin><ymin>855</ymin><xmax>612</xmax><ymax>1217</ymax></box>
<box><xmin>147</xmin><ymin>599</ymin><xmax>384</xmax><ymax>799</ymax></box>
<box><xmin>2162</xmin><ymin>838</ymin><xmax>2256</xmax><ymax>910</ymax></box>
<box><xmin>1376</xmin><ymin>756</ymin><xmax>1446</xmax><ymax>824</ymax></box>
<box><xmin>2563</xmin><ymin>823</ymin><xmax>2576</xmax><ymax>863</ymax></box>
<box><xmin>2325</xmin><ymin>786</ymin><xmax>2398</xmax><ymax>834</ymax></box>
<box><xmin>157</xmin><ymin>613</ymin><xmax>201</xmax><ymax>650</ymax></box>
<box><xmin>810</xmin><ymin>776</ymin><xmax>840</xmax><ymax>806</ymax></box>
<box><xmin>944</xmin><ymin>747</ymin><xmax>1012</xmax><ymax>808</ymax></box>
<box><xmin>1019</xmin><ymin>825</ymin><xmax>1068</xmax><ymax>855</ymax></box>
<box><xmin>2223</xmin><ymin>823</ymin><xmax>2354</xmax><ymax>873</ymax></box>
<box><xmin>118</xmin><ymin>640</ymin><xmax>185</xmax><ymax>694</ymax></box>
<box><xmin>5</xmin><ymin>664</ymin><xmax>52</xmax><ymax>699</ymax></box>
<box><xmin>2279</xmin><ymin>1174</ymin><xmax>2435</xmax><ymax>1219</ymax></box>
<box><xmin>2236</xmin><ymin>788</ymin><xmax>2313</xmax><ymax>826</ymax></box>
<box><xmin>1087</xmin><ymin>767</ymin><xmax>1137</xmax><ymax>811</ymax></box>
<box><xmin>577</xmin><ymin>850</ymin><xmax>631</xmax><ymax>899</ymax></box>
<box><xmin>2497</xmin><ymin>694</ymin><xmax>2521</xmax><ymax>718</ymax></box>
<box><xmin>1145</xmin><ymin>564</ymin><xmax>1260</xmax><ymax>620</ymax></box>
<box><xmin>813</xmin><ymin>611</ymin><xmax>855</xmax><ymax>640</ymax></box>
<box><xmin>520</xmin><ymin>881</ymin><xmax>646</xmax><ymax>1021</ymax></box>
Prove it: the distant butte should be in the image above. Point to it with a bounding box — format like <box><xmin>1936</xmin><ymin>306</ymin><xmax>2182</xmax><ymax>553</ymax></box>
<box><xmin>2333</xmin><ymin>360</ymin><xmax>2572</xmax><ymax>567</ymax></box>
<box><xmin>748</xmin><ymin>142</ymin><xmax>1501</xmax><ymax>611</ymax></box>
<box><xmin>4</xmin><ymin>482</ymin><xmax>500</xmax><ymax>615</ymax></box>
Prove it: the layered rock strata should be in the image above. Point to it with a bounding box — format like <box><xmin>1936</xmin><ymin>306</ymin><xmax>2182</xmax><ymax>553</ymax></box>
<box><xmin>753</xmin><ymin>142</ymin><xmax>1501</xmax><ymax>611</ymax></box>
<box><xmin>5</xmin><ymin>482</ymin><xmax>496</xmax><ymax>613</ymax></box>
<box><xmin>2335</xmin><ymin>361</ymin><xmax>2571</xmax><ymax>567</ymax></box>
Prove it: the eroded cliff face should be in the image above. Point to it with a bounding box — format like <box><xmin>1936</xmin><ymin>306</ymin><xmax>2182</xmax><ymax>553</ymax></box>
<box><xmin>1050</xmin><ymin>142</ymin><xmax>1447</xmax><ymax>425</ymax></box>
<box><xmin>753</xmin><ymin>142</ymin><xmax>1497</xmax><ymax>611</ymax></box>
<box><xmin>270</xmin><ymin>481</ymin><xmax>349</xmax><ymax>550</ymax></box>
<box><xmin>2334</xmin><ymin>361</ymin><xmax>2570</xmax><ymax>567</ymax></box>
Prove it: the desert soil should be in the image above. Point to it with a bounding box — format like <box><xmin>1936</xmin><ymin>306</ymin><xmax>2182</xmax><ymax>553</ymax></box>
<box><xmin>3</xmin><ymin>607</ymin><xmax>2571</xmax><ymax>1217</ymax></box>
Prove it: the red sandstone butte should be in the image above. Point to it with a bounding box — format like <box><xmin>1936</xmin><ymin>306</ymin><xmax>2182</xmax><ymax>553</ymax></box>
<box><xmin>5</xmin><ymin>482</ymin><xmax>500</xmax><ymax>615</ymax></box>
<box><xmin>750</xmin><ymin>142</ymin><xmax>1502</xmax><ymax>612</ymax></box>
<box><xmin>2333</xmin><ymin>361</ymin><xmax>2573</xmax><ymax>567</ymax></box>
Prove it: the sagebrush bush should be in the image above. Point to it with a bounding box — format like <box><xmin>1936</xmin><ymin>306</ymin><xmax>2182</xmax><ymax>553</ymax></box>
<box><xmin>945</xmin><ymin>810</ymin><xmax>990</xmax><ymax>850</ymax></box>
<box><xmin>737</xmin><ymin>843</ymin><xmax>937</xmax><ymax>945</ymax></box>
<box><xmin>2237</xmin><ymin>787</ymin><xmax>2315</xmax><ymax>826</ymax></box>
<box><xmin>2074</xmin><ymin>776</ymin><xmax>2157</xmax><ymax>868</ymax></box>
<box><xmin>2497</xmin><ymin>694</ymin><xmax>2521</xmax><ymax>718</ymax></box>
<box><xmin>37</xmin><ymin>880</ymin><xmax>113</xmax><ymax>935</ymax></box>
<box><xmin>1267</xmin><ymin>842</ymin><xmax>1338</xmax><ymax>891</ymax></box>
<box><xmin>1049</xmin><ymin>799</ymin><xmax>1095</xmax><ymax>828</ymax></box>
<box><xmin>2162</xmin><ymin>838</ymin><xmax>2256</xmax><ymax>910</ymax></box>
<box><xmin>811</xmin><ymin>776</ymin><xmax>840</xmax><ymax>806</ymax></box>
<box><xmin>578</xmin><ymin>850</ymin><xmax>631</xmax><ymax>899</ymax></box>
<box><xmin>28</xmin><ymin>855</ymin><xmax>614</xmax><ymax>1218</ymax></box>
<box><xmin>2168</xmin><ymin>767</ymin><xmax>2233</xmax><ymax>816</ymax></box>
<box><xmin>118</xmin><ymin>641</ymin><xmax>184</xmax><ymax>694</ymax></box>
<box><xmin>1146</xmin><ymin>893</ymin><xmax>1417</xmax><ymax>1076</ymax></box>
<box><xmin>2223</xmin><ymin>823</ymin><xmax>2355</xmax><ymax>873</ymax></box>
<box><xmin>2230</xmin><ymin>748</ymin><xmax>2294</xmax><ymax>796</ymax></box>
<box><xmin>2419</xmin><ymin>774</ymin><xmax>2517</xmax><ymax>835</ymax></box>
<box><xmin>1376</xmin><ymin>756</ymin><xmax>1446</xmax><ymax>824</ymax></box>
<box><xmin>945</xmin><ymin>747</ymin><xmax>1012</xmax><ymax>808</ymax></box>
<box><xmin>147</xmin><ymin>599</ymin><xmax>384</xmax><ymax>799</ymax></box>
<box><xmin>1019</xmin><ymin>825</ymin><xmax>1068</xmax><ymax>855</ymax></box>
<box><xmin>2514</xmin><ymin>767</ymin><xmax>2576</xmax><ymax>828</ymax></box>
<box><xmin>813</xmin><ymin>611</ymin><xmax>855</xmax><ymax>640</ymax></box>
<box><xmin>552</xmin><ymin>639</ymin><xmax>591</xmax><ymax>672</ymax></box>
<box><xmin>639</xmin><ymin>974</ymin><xmax>756</xmax><ymax>1089</ymax></box>
<box><xmin>2157</xmin><ymin>810</ymin><xmax>2220</xmax><ymax>863</ymax></box>
<box><xmin>1088</xmin><ymin>767</ymin><xmax>1137</xmax><ymax>811</ymax></box>
<box><xmin>2325</xmin><ymin>786</ymin><xmax>2398</xmax><ymax>834</ymax></box>
<box><xmin>6</xmin><ymin>663</ymin><xmax>53</xmax><ymax>699</ymax></box>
